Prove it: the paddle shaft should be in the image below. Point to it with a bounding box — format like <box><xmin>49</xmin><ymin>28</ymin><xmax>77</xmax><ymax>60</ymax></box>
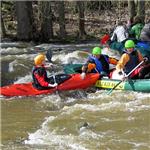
<box><xmin>125</xmin><ymin>60</ymin><xmax>144</xmax><ymax>77</ymax></box>
<box><xmin>107</xmin><ymin>60</ymin><xmax>144</xmax><ymax>95</ymax></box>
<box><xmin>52</xmin><ymin>71</ymin><xmax>57</xmax><ymax>84</ymax></box>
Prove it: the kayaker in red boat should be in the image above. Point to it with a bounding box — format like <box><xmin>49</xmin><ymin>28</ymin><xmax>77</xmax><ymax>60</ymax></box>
<box><xmin>32</xmin><ymin>54</ymin><xmax>58</xmax><ymax>90</ymax></box>
<box><xmin>111</xmin><ymin>40</ymin><xmax>149</xmax><ymax>80</ymax></box>
<box><xmin>80</xmin><ymin>47</ymin><xmax>118</xmax><ymax>79</ymax></box>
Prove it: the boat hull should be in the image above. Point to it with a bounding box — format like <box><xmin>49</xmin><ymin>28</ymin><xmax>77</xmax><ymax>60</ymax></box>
<box><xmin>0</xmin><ymin>73</ymin><xmax>99</xmax><ymax>97</ymax></box>
<box><xmin>95</xmin><ymin>78</ymin><xmax>150</xmax><ymax>92</ymax></box>
<box><xmin>64</xmin><ymin>64</ymin><xmax>150</xmax><ymax>92</ymax></box>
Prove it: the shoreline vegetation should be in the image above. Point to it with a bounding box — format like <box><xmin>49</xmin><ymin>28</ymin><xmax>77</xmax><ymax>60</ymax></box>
<box><xmin>1</xmin><ymin>1</ymin><xmax>150</xmax><ymax>44</ymax></box>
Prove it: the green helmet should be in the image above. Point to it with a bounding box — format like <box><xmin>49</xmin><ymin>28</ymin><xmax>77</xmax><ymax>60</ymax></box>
<box><xmin>125</xmin><ymin>40</ymin><xmax>135</xmax><ymax>48</ymax></box>
<box><xmin>92</xmin><ymin>47</ymin><xmax>102</xmax><ymax>55</ymax></box>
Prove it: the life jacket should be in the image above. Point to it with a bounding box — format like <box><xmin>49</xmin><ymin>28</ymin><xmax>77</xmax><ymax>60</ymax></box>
<box><xmin>123</xmin><ymin>50</ymin><xmax>139</xmax><ymax>74</ymax></box>
<box><xmin>88</xmin><ymin>55</ymin><xmax>109</xmax><ymax>74</ymax></box>
<box><xmin>32</xmin><ymin>66</ymin><xmax>49</xmax><ymax>90</ymax></box>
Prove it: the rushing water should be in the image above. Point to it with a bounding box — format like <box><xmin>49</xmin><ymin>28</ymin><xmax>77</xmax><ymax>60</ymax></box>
<box><xmin>1</xmin><ymin>42</ymin><xmax>150</xmax><ymax>150</ymax></box>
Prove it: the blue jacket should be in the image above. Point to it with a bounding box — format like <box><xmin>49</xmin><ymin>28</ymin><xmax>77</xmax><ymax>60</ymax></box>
<box><xmin>88</xmin><ymin>54</ymin><xmax>109</xmax><ymax>74</ymax></box>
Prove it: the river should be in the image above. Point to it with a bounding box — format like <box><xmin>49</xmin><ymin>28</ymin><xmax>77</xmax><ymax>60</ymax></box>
<box><xmin>1</xmin><ymin>42</ymin><xmax>150</xmax><ymax>150</ymax></box>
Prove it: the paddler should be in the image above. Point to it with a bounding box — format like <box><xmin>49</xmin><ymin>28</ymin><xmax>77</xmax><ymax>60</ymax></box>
<box><xmin>111</xmin><ymin>40</ymin><xmax>149</xmax><ymax>79</ymax></box>
<box><xmin>80</xmin><ymin>47</ymin><xmax>118</xmax><ymax>79</ymax></box>
<box><xmin>32</xmin><ymin>54</ymin><xmax>58</xmax><ymax>90</ymax></box>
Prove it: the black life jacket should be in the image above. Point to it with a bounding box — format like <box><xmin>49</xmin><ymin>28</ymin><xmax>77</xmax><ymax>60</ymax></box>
<box><xmin>123</xmin><ymin>50</ymin><xmax>139</xmax><ymax>74</ymax></box>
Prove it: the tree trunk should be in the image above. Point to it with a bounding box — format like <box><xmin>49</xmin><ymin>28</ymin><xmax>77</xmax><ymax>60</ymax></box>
<box><xmin>39</xmin><ymin>1</ymin><xmax>53</xmax><ymax>42</ymax></box>
<box><xmin>128</xmin><ymin>0</ymin><xmax>136</xmax><ymax>19</ymax></box>
<box><xmin>137</xmin><ymin>0</ymin><xmax>145</xmax><ymax>23</ymax></box>
<box><xmin>16</xmin><ymin>1</ymin><xmax>34</xmax><ymax>41</ymax></box>
<box><xmin>77</xmin><ymin>1</ymin><xmax>86</xmax><ymax>39</ymax></box>
<box><xmin>1</xmin><ymin>15</ymin><xmax>6</xmax><ymax>37</ymax></box>
<box><xmin>57</xmin><ymin>1</ymin><xmax>66</xmax><ymax>39</ymax></box>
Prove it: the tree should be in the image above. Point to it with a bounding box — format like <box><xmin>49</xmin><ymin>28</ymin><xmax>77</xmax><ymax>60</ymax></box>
<box><xmin>77</xmin><ymin>1</ymin><xmax>86</xmax><ymax>39</ymax></box>
<box><xmin>137</xmin><ymin>0</ymin><xmax>145</xmax><ymax>22</ymax></box>
<box><xmin>128</xmin><ymin>0</ymin><xmax>145</xmax><ymax>23</ymax></box>
<box><xmin>1</xmin><ymin>15</ymin><xmax>6</xmax><ymax>37</ymax></box>
<box><xmin>39</xmin><ymin>1</ymin><xmax>53</xmax><ymax>42</ymax></box>
<box><xmin>16</xmin><ymin>1</ymin><xmax>34</xmax><ymax>41</ymax></box>
<box><xmin>128</xmin><ymin>0</ymin><xmax>136</xmax><ymax>20</ymax></box>
<box><xmin>57</xmin><ymin>1</ymin><xmax>66</xmax><ymax>39</ymax></box>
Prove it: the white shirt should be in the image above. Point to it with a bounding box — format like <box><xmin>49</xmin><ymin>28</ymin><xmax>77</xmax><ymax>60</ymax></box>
<box><xmin>111</xmin><ymin>26</ymin><xmax>128</xmax><ymax>42</ymax></box>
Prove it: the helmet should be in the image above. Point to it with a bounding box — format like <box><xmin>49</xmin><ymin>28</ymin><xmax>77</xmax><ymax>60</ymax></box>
<box><xmin>34</xmin><ymin>54</ymin><xmax>45</xmax><ymax>65</ymax></box>
<box><xmin>92</xmin><ymin>47</ymin><xmax>102</xmax><ymax>55</ymax></box>
<box><xmin>125</xmin><ymin>40</ymin><xmax>135</xmax><ymax>49</ymax></box>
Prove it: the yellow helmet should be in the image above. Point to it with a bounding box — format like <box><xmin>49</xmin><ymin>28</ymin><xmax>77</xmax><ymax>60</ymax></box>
<box><xmin>34</xmin><ymin>54</ymin><xmax>45</xmax><ymax>65</ymax></box>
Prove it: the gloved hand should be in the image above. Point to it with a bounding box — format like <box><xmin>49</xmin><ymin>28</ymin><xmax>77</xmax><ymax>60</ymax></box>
<box><xmin>45</xmin><ymin>63</ymin><xmax>53</xmax><ymax>68</ymax></box>
<box><xmin>118</xmin><ymin>69</ymin><xmax>125</xmax><ymax>75</ymax></box>
<box><xmin>143</xmin><ymin>57</ymin><xmax>148</xmax><ymax>62</ymax></box>
<box><xmin>80</xmin><ymin>72</ymin><xmax>86</xmax><ymax>79</ymax></box>
<box><xmin>48</xmin><ymin>83</ymin><xmax>58</xmax><ymax>87</ymax></box>
<box><xmin>118</xmin><ymin>71</ymin><xmax>123</xmax><ymax>75</ymax></box>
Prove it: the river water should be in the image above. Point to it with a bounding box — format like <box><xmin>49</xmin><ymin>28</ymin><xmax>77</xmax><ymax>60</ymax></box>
<box><xmin>1</xmin><ymin>42</ymin><xmax>150</xmax><ymax>150</ymax></box>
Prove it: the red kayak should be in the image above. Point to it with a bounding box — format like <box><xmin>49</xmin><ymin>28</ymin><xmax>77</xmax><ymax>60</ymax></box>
<box><xmin>0</xmin><ymin>73</ymin><xmax>99</xmax><ymax>97</ymax></box>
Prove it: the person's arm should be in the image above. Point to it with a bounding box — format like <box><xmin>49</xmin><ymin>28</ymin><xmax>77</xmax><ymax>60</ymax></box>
<box><xmin>81</xmin><ymin>59</ymin><xmax>95</xmax><ymax>79</ymax></box>
<box><xmin>109</xmin><ymin>57</ymin><xmax>118</xmax><ymax>65</ymax></box>
<box><xmin>116</xmin><ymin>54</ymin><xmax>129</xmax><ymax>71</ymax></box>
<box><xmin>81</xmin><ymin>58</ymin><xmax>95</xmax><ymax>73</ymax></box>
<box><xmin>34</xmin><ymin>73</ymin><xmax>49</xmax><ymax>87</ymax></box>
<box><xmin>137</xmin><ymin>51</ymin><xmax>144</xmax><ymax>62</ymax></box>
<box><xmin>110</xmin><ymin>29</ymin><xmax>117</xmax><ymax>42</ymax></box>
<box><xmin>81</xmin><ymin>63</ymin><xmax>88</xmax><ymax>73</ymax></box>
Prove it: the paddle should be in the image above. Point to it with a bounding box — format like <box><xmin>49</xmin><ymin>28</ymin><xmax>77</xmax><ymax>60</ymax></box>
<box><xmin>46</xmin><ymin>49</ymin><xmax>53</xmax><ymax>62</ymax></box>
<box><xmin>46</xmin><ymin>49</ymin><xmax>60</xmax><ymax>94</ymax></box>
<box><xmin>100</xmin><ymin>34</ymin><xmax>110</xmax><ymax>45</ymax></box>
<box><xmin>107</xmin><ymin>60</ymin><xmax>145</xmax><ymax>95</ymax></box>
<box><xmin>52</xmin><ymin>70</ymin><xmax>58</xmax><ymax>92</ymax></box>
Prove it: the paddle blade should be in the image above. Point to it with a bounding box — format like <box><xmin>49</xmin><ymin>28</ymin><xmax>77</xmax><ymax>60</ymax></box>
<box><xmin>100</xmin><ymin>34</ymin><xmax>110</xmax><ymax>45</ymax></box>
<box><xmin>46</xmin><ymin>49</ymin><xmax>53</xmax><ymax>62</ymax></box>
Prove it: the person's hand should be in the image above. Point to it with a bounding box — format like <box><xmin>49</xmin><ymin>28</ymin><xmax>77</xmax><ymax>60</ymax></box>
<box><xmin>118</xmin><ymin>71</ymin><xmax>123</xmax><ymax>75</ymax></box>
<box><xmin>80</xmin><ymin>72</ymin><xmax>86</xmax><ymax>79</ymax></box>
<box><xmin>118</xmin><ymin>69</ymin><xmax>125</xmax><ymax>75</ymax></box>
<box><xmin>117</xmin><ymin>69</ymin><xmax>126</xmax><ymax>81</ymax></box>
<box><xmin>143</xmin><ymin>57</ymin><xmax>148</xmax><ymax>62</ymax></box>
<box><xmin>45</xmin><ymin>63</ymin><xmax>53</xmax><ymax>68</ymax></box>
<box><xmin>48</xmin><ymin>83</ymin><xmax>58</xmax><ymax>87</ymax></box>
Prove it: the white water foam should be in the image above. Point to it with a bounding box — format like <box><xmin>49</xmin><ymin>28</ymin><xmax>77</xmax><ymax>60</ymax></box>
<box><xmin>1</xmin><ymin>47</ymin><xmax>28</xmax><ymax>55</ymax></box>
<box><xmin>52</xmin><ymin>51</ymin><xmax>87</xmax><ymax>64</ymax></box>
<box><xmin>24</xmin><ymin>116</ymin><xmax>89</xmax><ymax>150</ymax></box>
<box><xmin>8</xmin><ymin>60</ymin><xmax>17</xmax><ymax>72</ymax></box>
<box><xmin>14</xmin><ymin>74</ymin><xmax>32</xmax><ymax>83</ymax></box>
